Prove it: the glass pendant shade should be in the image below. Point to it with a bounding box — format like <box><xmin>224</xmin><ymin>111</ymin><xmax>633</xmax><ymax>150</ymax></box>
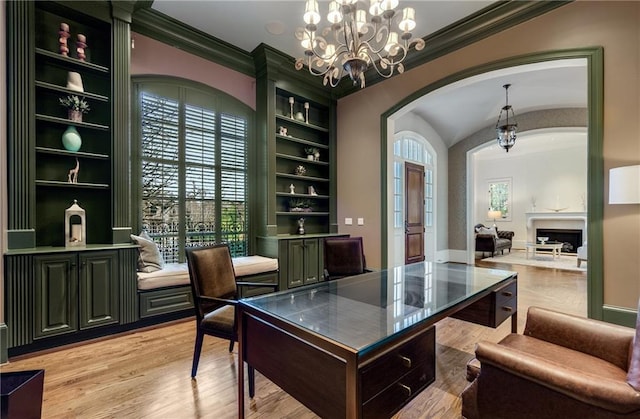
<box><xmin>304</xmin><ymin>0</ymin><xmax>321</xmax><ymax>25</ymax></box>
<box><xmin>327</xmin><ymin>1</ymin><xmax>343</xmax><ymax>23</ymax></box>
<box><xmin>399</xmin><ymin>7</ymin><xmax>416</xmax><ymax>31</ymax></box>
<box><xmin>369</xmin><ymin>0</ymin><xmax>383</xmax><ymax>16</ymax></box>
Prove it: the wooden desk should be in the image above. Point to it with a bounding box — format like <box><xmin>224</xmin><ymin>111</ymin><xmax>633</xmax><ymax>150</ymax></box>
<box><xmin>238</xmin><ymin>262</ymin><xmax>517</xmax><ymax>418</ymax></box>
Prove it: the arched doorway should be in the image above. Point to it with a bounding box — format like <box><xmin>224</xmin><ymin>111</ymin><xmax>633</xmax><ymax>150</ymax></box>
<box><xmin>380</xmin><ymin>48</ymin><xmax>604</xmax><ymax>319</ymax></box>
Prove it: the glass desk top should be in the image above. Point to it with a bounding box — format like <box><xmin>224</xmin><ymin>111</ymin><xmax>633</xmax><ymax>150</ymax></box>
<box><xmin>241</xmin><ymin>262</ymin><xmax>516</xmax><ymax>353</ymax></box>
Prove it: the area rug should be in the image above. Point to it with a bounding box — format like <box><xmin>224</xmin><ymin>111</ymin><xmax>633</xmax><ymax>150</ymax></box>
<box><xmin>482</xmin><ymin>249</ymin><xmax>587</xmax><ymax>272</ymax></box>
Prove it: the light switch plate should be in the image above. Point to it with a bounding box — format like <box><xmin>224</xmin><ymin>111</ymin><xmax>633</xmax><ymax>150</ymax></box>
<box><xmin>357</xmin><ymin>218</ymin><xmax>364</xmax><ymax>225</ymax></box>
<box><xmin>345</xmin><ymin>218</ymin><xmax>353</xmax><ymax>225</ymax></box>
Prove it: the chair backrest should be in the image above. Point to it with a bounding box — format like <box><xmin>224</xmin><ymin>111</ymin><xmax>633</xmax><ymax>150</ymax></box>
<box><xmin>186</xmin><ymin>244</ymin><xmax>237</xmax><ymax>319</ymax></box>
<box><xmin>324</xmin><ymin>237</ymin><xmax>366</xmax><ymax>279</ymax></box>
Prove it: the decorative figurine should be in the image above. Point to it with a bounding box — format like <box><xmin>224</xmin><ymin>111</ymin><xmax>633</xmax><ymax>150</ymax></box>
<box><xmin>279</xmin><ymin>126</ymin><xmax>287</xmax><ymax>136</ymax></box>
<box><xmin>289</xmin><ymin>183</ymin><xmax>295</xmax><ymax>194</ymax></box>
<box><xmin>68</xmin><ymin>158</ymin><xmax>79</xmax><ymax>183</ymax></box>
<box><xmin>297</xmin><ymin>218</ymin><xmax>305</xmax><ymax>235</ymax></box>
<box><xmin>76</xmin><ymin>33</ymin><xmax>87</xmax><ymax>61</ymax></box>
<box><xmin>59</xmin><ymin>22</ymin><xmax>70</xmax><ymax>56</ymax></box>
<box><xmin>295</xmin><ymin>165</ymin><xmax>306</xmax><ymax>176</ymax></box>
<box><xmin>308</xmin><ymin>186</ymin><xmax>317</xmax><ymax>196</ymax></box>
<box><xmin>289</xmin><ymin>97</ymin><xmax>295</xmax><ymax>119</ymax></box>
<box><xmin>304</xmin><ymin>102</ymin><xmax>309</xmax><ymax>123</ymax></box>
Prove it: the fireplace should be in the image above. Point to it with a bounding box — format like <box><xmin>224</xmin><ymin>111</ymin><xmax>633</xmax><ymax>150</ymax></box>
<box><xmin>536</xmin><ymin>228</ymin><xmax>583</xmax><ymax>253</ymax></box>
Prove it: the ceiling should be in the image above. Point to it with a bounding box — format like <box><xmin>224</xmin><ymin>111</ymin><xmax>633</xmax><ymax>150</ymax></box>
<box><xmin>148</xmin><ymin>1</ymin><xmax>587</xmax><ymax>148</ymax></box>
<box><xmin>150</xmin><ymin>1</ymin><xmax>494</xmax><ymax>59</ymax></box>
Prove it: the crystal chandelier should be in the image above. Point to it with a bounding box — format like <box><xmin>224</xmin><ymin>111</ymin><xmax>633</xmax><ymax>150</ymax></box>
<box><xmin>495</xmin><ymin>84</ymin><xmax>518</xmax><ymax>152</ymax></box>
<box><xmin>294</xmin><ymin>0</ymin><xmax>425</xmax><ymax>89</ymax></box>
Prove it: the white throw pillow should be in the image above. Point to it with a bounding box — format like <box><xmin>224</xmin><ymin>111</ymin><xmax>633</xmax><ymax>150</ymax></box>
<box><xmin>477</xmin><ymin>227</ymin><xmax>498</xmax><ymax>238</ymax></box>
<box><xmin>130</xmin><ymin>231</ymin><xmax>165</xmax><ymax>273</ymax></box>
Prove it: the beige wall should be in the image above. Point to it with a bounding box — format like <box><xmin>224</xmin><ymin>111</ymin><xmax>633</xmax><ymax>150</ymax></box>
<box><xmin>131</xmin><ymin>33</ymin><xmax>256</xmax><ymax>110</ymax></box>
<box><xmin>336</xmin><ymin>1</ymin><xmax>640</xmax><ymax>310</ymax></box>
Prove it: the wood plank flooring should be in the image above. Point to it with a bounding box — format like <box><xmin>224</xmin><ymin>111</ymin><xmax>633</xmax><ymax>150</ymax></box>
<box><xmin>0</xmin><ymin>262</ymin><xmax>587</xmax><ymax>419</ymax></box>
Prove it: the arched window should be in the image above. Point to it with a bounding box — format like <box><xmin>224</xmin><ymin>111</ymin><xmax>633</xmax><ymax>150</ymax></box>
<box><xmin>133</xmin><ymin>77</ymin><xmax>253</xmax><ymax>262</ymax></box>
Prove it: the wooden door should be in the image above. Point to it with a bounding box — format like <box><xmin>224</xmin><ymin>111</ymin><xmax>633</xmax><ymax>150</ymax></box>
<box><xmin>405</xmin><ymin>162</ymin><xmax>425</xmax><ymax>264</ymax></box>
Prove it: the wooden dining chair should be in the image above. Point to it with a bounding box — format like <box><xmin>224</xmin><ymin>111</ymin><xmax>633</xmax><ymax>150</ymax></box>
<box><xmin>185</xmin><ymin>244</ymin><xmax>278</xmax><ymax>396</ymax></box>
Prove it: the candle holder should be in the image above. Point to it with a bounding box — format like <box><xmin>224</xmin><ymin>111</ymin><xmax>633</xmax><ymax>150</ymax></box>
<box><xmin>304</xmin><ymin>102</ymin><xmax>309</xmax><ymax>124</ymax></box>
<box><xmin>289</xmin><ymin>97</ymin><xmax>294</xmax><ymax>119</ymax></box>
<box><xmin>65</xmin><ymin>199</ymin><xmax>86</xmax><ymax>247</ymax></box>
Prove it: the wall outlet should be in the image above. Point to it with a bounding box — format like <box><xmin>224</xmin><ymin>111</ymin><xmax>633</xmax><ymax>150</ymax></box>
<box><xmin>345</xmin><ymin>218</ymin><xmax>353</xmax><ymax>225</ymax></box>
<box><xmin>357</xmin><ymin>218</ymin><xmax>364</xmax><ymax>225</ymax></box>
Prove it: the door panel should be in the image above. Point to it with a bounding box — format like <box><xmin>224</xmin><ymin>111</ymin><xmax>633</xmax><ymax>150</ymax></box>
<box><xmin>80</xmin><ymin>251</ymin><xmax>119</xmax><ymax>329</ymax></box>
<box><xmin>288</xmin><ymin>239</ymin><xmax>305</xmax><ymax>288</ymax></box>
<box><xmin>303</xmin><ymin>239</ymin><xmax>319</xmax><ymax>285</ymax></box>
<box><xmin>405</xmin><ymin>162</ymin><xmax>425</xmax><ymax>264</ymax></box>
<box><xmin>34</xmin><ymin>254</ymin><xmax>78</xmax><ymax>339</ymax></box>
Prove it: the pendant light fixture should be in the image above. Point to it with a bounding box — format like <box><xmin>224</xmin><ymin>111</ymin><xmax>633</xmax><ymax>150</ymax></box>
<box><xmin>495</xmin><ymin>84</ymin><xmax>518</xmax><ymax>152</ymax></box>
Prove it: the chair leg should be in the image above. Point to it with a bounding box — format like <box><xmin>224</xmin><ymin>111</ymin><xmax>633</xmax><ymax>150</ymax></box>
<box><xmin>248</xmin><ymin>365</ymin><xmax>255</xmax><ymax>398</ymax></box>
<box><xmin>191</xmin><ymin>329</ymin><xmax>205</xmax><ymax>378</ymax></box>
<box><xmin>229</xmin><ymin>340</ymin><xmax>235</xmax><ymax>352</ymax></box>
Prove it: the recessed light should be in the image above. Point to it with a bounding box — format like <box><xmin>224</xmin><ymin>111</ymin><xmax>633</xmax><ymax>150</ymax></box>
<box><xmin>265</xmin><ymin>21</ymin><xmax>285</xmax><ymax>36</ymax></box>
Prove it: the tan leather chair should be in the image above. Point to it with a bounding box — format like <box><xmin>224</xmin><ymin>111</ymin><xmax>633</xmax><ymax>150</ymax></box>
<box><xmin>186</xmin><ymin>244</ymin><xmax>278</xmax><ymax>395</ymax></box>
<box><xmin>462</xmin><ymin>306</ymin><xmax>640</xmax><ymax>419</ymax></box>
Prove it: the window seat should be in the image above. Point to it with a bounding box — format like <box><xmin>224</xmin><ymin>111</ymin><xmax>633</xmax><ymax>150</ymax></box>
<box><xmin>136</xmin><ymin>255</ymin><xmax>278</xmax><ymax>290</ymax></box>
<box><xmin>137</xmin><ymin>255</ymin><xmax>279</xmax><ymax>318</ymax></box>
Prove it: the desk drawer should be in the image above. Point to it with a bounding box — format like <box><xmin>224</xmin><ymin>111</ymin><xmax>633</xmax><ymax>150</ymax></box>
<box><xmin>362</xmin><ymin>359</ymin><xmax>435</xmax><ymax>419</ymax></box>
<box><xmin>360</xmin><ymin>326</ymin><xmax>435</xmax><ymax>403</ymax></box>
<box><xmin>451</xmin><ymin>278</ymin><xmax>517</xmax><ymax>328</ymax></box>
<box><xmin>495</xmin><ymin>280</ymin><xmax>517</xmax><ymax>306</ymax></box>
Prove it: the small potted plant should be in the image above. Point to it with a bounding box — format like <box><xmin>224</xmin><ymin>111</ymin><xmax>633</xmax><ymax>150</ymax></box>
<box><xmin>304</xmin><ymin>147</ymin><xmax>320</xmax><ymax>161</ymax></box>
<box><xmin>289</xmin><ymin>198</ymin><xmax>312</xmax><ymax>212</ymax></box>
<box><xmin>59</xmin><ymin>95</ymin><xmax>90</xmax><ymax>123</ymax></box>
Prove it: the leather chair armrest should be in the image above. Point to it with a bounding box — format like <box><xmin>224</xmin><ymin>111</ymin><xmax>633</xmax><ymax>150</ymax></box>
<box><xmin>523</xmin><ymin>307</ymin><xmax>634</xmax><ymax>370</ymax></box>
<box><xmin>475</xmin><ymin>341</ymin><xmax>640</xmax><ymax>414</ymax></box>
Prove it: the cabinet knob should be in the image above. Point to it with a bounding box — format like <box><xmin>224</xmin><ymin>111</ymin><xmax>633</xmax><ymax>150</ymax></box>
<box><xmin>398</xmin><ymin>383</ymin><xmax>412</xmax><ymax>397</ymax></box>
<box><xmin>399</xmin><ymin>355</ymin><xmax>412</xmax><ymax>368</ymax></box>
<box><xmin>501</xmin><ymin>306</ymin><xmax>513</xmax><ymax>312</ymax></box>
<box><xmin>501</xmin><ymin>291</ymin><xmax>513</xmax><ymax>297</ymax></box>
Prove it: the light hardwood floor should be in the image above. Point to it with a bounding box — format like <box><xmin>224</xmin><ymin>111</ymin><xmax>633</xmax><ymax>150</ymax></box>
<box><xmin>1</xmin><ymin>262</ymin><xmax>587</xmax><ymax>419</ymax></box>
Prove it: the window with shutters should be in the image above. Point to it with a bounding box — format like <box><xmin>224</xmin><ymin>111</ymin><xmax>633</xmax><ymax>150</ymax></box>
<box><xmin>133</xmin><ymin>78</ymin><xmax>252</xmax><ymax>262</ymax></box>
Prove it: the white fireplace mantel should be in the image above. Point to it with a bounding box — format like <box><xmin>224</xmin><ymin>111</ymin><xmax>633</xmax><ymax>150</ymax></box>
<box><xmin>525</xmin><ymin>212</ymin><xmax>588</xmax><ymax>229</ymax></box>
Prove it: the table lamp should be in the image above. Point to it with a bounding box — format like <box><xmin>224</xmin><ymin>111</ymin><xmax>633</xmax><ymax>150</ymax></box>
<box><xmin>487</xmin><ymin>210</ymin><xmax>502</xmax><ymax>228</ymax></box>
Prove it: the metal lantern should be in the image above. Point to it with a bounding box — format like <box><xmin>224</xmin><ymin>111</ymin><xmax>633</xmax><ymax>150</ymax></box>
<box><xmin>65</xmin><ymin>199</ymin><xmax>86</xmax><ymax>247</ymax></box>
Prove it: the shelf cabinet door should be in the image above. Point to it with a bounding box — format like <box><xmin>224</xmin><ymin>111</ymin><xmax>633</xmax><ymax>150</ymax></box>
<box><xmin>34</xmin><ymin>254</ymin><xmax>79</xmax><ymax>339</ymax></box>
<box><xmin>79</xmin><ymin>251</ymin><xmax>119</xmax><ymax>329</ymax></box>
<box><xmin>303</xmin><ymin>239</ymin><xmax>321</xmax><ymax>286</ymax></box>
<box><xmin>286</xmin><ymin>238</ymin><xmax>321</xmax><ymax>288</ymax></box>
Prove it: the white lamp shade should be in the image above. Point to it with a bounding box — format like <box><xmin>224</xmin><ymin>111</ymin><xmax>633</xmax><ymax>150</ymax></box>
<box><xmin>488</xmin><ymin>210</ymin><xmax>502</xmax><ymax>220</ymax></box>
<box><xmin>609</xmin><ymin>165</ymin><xmax>640</xmax><ymax>204</ymax></box>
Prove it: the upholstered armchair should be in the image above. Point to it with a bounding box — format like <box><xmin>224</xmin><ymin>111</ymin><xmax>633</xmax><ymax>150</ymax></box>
<box><xmin>577</xmin><ymin>241</ymin><xmax>588</xmax><ymax>267</ymax></box>
<box><xmin>474</xmin><ymin>224</ymin><xmax>514</xmax><ymax>257</ymax></box>
<box><xmin>461</xmin><ymin>306</ymin><xmax>640</xmax><ymax>419</ymax></box>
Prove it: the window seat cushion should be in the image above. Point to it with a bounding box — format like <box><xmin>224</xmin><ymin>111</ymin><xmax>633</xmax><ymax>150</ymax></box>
<box><xmin>136</xmin><ymin>256</ymin><xmax>279</xmax><ymax>291</ymax></box>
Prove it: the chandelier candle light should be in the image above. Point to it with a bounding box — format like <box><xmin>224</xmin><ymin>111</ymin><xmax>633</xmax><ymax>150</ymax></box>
<box><xmin>495</xmin><ymin>83</ymin><xmax>518</xmax><ymax>152</ymax></box>
<box><xmin>295</xmin><ymin>0</ymin><xmax>425</xmax><ymax>88</ymax></box>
